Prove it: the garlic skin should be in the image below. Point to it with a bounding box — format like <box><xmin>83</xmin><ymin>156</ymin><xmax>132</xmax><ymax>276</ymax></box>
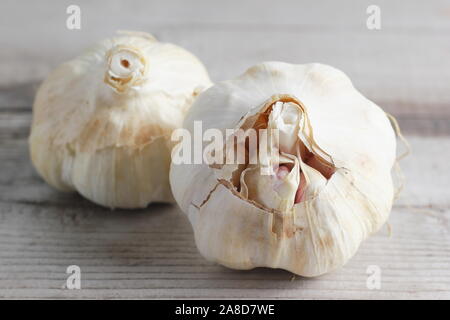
<box><xmin>29</xmin><ymin>31</ymin><xmax>212</xmax><ymax>208</ymax></box>
<box><xmin>170</xmin><ymin>62</ymin><xmax>397</xmax><ymax>276</ymax></box>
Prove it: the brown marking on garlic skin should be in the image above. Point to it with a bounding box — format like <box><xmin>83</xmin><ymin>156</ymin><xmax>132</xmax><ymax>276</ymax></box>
<box><xmin>283</xmin><ymin>223</ymin><xmax>296</xmax><ymax>238</ymax></box>
<box><xmin>91</xmin><ymin>119</ymin><xmax>101</xmax><ymax>129</ymax></box>
<box><xmin>277</xmin><ymin>213</ymin><xmax>304</xmax><ymax>239</ymax></box>
<box><xmin>318</xmin><ymin>235</ymin><xmax>335</xmax><ymax>251</ymax></box>
<box><xmin>196</xmin><ymin>182</ymin><xmax>221</xmax><ymax>209</ymax></box>
<box><xmin>119</xmin><ymin>123</ymin><xmax>169</xmax><ymax>148</ymax></box>
<box><xmin>264</xmin><ymin>68</ymin><xmax>284</xmax><ymax>80</ymax></box>
<box><xmin>284</xmin><ymin>225</ymin><xmax>305</xmax><ymax>239</ymax></box>
<box><xmin>74</xmin><ymin>118</ymin><xmax>101</xmax><ymax>151</ymax></box>
<box><xmin>192</xmin><ymin>87</ymin><xmax>202</xmax><ymax>97</ymax></box>
<box><xmin>133</xmin><ymin>124</ymin><xmax>155</xmax><ymax>146</ymax></box>
<box><xmin>75</xmin><ymin>117</ymin><xmax>170</xmax><ymax>152</ymax></box>
<box><xmin>271</xmin><ymin>211</ymin><xmax>303</xmax><ymax>239</ymax></box>
<box><xmin>119</xmin><ymin>125</ymin><xmax>132</xmax><ymax>142</ymax></box>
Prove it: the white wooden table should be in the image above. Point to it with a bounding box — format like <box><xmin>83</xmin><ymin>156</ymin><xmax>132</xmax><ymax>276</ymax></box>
<box><xmin>0</xmin><ymin>0</ymin><xmax>449</xmax><ymax>299</ymax></box>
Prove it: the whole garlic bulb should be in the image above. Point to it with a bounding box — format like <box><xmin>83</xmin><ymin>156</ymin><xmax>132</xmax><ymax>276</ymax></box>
<box><xmin>170</xmin><ymin>62</ymin><xmax>397</xmax><ymax>276</ymax></box>
<box><xmin>29</xmin><ymin>31</ymin><xmax>212</xmax><ymax>208</ymax></box>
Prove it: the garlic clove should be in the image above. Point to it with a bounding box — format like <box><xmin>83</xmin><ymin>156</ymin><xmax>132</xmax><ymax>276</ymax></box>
<box><xmin>268</xmin><ymin>101</ymin><xmax>301</xmax><ymax>155</ymax></box>
<box><xmin>240</xmin><ymin>153</ymin><xmax>299</xmax><ymax>212</ymax></box>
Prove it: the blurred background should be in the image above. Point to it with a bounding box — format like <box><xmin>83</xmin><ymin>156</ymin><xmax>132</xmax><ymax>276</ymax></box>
<box><xmin>1</xmin><ymin>0</ymin><xmax>449</xmax><ymax>135</ymax></box>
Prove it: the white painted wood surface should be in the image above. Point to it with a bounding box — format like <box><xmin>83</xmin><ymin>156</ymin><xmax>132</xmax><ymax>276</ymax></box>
<box><xmin>0</xmin><ymin>0</ymin><xmax>449</xmax><ymax>299</ymax></box>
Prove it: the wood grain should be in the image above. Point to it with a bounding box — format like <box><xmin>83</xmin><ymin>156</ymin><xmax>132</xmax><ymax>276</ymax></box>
<box><xmin>0</xmin><ymin>127</ymin><xmax>449</xmax><ymax>299</ymax></box>
<box><xmin>0</xmin><ymin>0</ymin><xmax>449</xmax><ymax>299</ymax></box>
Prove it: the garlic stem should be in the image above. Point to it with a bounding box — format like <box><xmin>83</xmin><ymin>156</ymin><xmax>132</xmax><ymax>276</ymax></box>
<box><xmin>104</xmin><ymin>45</ymin><xmax>147</xmax><ymax>93</ymax></box>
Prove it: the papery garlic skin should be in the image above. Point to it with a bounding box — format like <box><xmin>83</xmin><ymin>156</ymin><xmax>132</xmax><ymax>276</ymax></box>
<box><xmin>29</xmin><ymin>31</ymin><xmax>212</xmax><ymax>208</ymax></box>
<box><xmin>170</xmin><ymin>62</ymin><xmax>396</xmax><ymax>276</ymax></box>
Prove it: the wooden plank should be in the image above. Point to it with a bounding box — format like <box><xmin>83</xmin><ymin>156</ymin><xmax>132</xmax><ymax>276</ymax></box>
<box><xmin>0</xmin><ymin>136</ymin><xmax>449</xmax><ymax>299</ymax></box>
<box><xmin>0</xmin><ymin>204</ymin><xmax>448</xmax><ymax>299</ymax></box>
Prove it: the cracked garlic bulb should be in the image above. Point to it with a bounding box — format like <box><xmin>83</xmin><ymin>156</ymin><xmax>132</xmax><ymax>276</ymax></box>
<box><xmin>170</xmin><ymin>62</ymin><xmax>397</xmax><ymax>276</ymax></box>
<box><xmin>29</xmin><ymin>31</ymin><xmax>212</xmax><ymax>208</ymax></box>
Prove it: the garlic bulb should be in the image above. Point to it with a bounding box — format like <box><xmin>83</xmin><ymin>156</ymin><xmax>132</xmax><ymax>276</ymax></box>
<box><xmin>170</xmin><ymin>62</ymin><xmax>397</xmax><ymax>276</ymax></box>
<box><xmin>29</xmin><ymin>31</ymin><xmax>212</xmax><ymax>208</ymax></box>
